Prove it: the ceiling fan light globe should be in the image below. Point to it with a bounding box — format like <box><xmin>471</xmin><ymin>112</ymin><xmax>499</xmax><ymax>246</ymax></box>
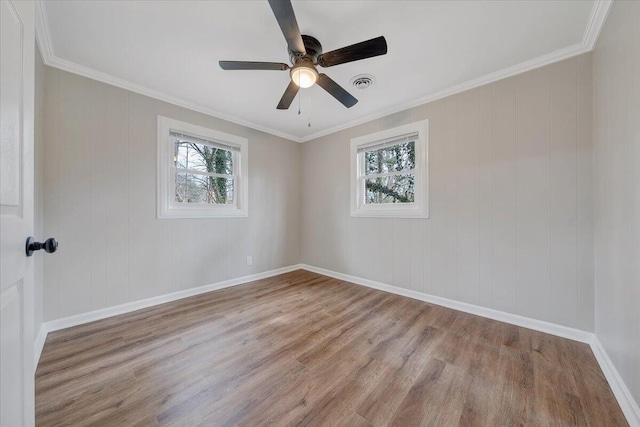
<box><xmin>291</xmin><ymin>66</ymin><xmax>318</xmax><ymax>88</ymax></box>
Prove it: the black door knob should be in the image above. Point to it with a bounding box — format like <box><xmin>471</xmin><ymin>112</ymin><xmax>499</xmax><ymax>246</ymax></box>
<box><xmin>26</xmin><ymin>237</ymin><xmax>58</xmax><ymax>257</ymax></box>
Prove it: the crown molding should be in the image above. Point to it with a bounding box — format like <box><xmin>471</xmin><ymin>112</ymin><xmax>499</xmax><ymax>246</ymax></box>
<box><xmin>34</xmin><ymin>0</ymin><xmax>54</xmax><ymax>63</ymax></box>
<box><xmin>298</xmin><ymin>0</ymin><xmax>613</xmax><ymax>143</ymax></box>
<box><xmin>44</xmin><ymin>54</ymin><xmax>302</xmax><ymax>142</ymax></box>
<box><xmin>583</xmin><ymin>0</ymin><xmax>613</xmax><ymax>50</ymax></box>
<box><xmin>33</xmin><ymin>2</ymin><xmax>302</xmax><ymax>143</ymax></box>
<box><xmin>34</xmin><ymin>0</ymin><xmax>612</xmax><ymax>144</ymax></box>
<box><xmin>298</xmin><ymin>41</ymin><xmax>591</xmax><ymax>142</ymax></box>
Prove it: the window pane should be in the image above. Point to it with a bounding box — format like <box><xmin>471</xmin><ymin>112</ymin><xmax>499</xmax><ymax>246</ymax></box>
<box><xmin>365</xmin><ymin>173</ymin><xmax>415</xmax><ymax>204</ymax></box>
<box><xmin>175</xmin><ymin>173</ymin><xmax>234</xmax><ymax>204</ymax></box>
<box><xmin>364</xmin><ymin>140</ymin><xmax>415</xmax><ymax>175</ymax></box>
<box><xmin>174</xmin><ymin>139</ymin><xmax>233</xmax><ymax>175</ymax></box>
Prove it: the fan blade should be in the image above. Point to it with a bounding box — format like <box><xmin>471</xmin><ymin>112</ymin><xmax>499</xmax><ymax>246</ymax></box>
<box><xmin>219</xmin><ymin>61</ymin><xmax>289</xmax><ymax>71</ymax></box>
<box><xmin>277</xmin><ymin>81</ymin><xmax>300</xmax><ymax>110</ymax></box>
<box><xmin>268</xmin><ymin>0</ymin><xmax>306</xmax><ymax>54</ymax></box>
<box><xmin>317</xmin><ymin>36</ymin><xmax>387</xmax><ymax>68</ymax></box>
<box><xmin>317</xmin><ymin>74</ymin><xmax>358</xmax><ymax>108</ymax></box>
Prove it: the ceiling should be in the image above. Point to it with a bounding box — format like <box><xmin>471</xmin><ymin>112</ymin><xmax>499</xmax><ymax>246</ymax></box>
<box><xmin>36</xmin><ymin>1</ymin><xmax>609</xmax><ymax>142</ymax></box>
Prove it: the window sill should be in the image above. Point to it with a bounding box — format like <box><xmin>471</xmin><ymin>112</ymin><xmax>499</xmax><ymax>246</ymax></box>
<box><xmin>350</xmin><ymin>207</ymin><xmax>429</xmax><ymax>219</ymax></box>
<box><xmin>158</xmin><ymin>205</ymin><xmax>248</xmax><ymax>219</ymax></box>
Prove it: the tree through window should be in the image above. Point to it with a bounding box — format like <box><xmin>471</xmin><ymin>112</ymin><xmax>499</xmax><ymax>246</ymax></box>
<box><xmin>173</xmin><ymin>134</ymin><xmax>236</xmax><ymax>205</ymax></box>
<box><xmin>157</xmin><ymin>116</ymin><xmax>248</xmax><ymax>218</ymax></box>
<box><xmin>363</xmin><ymin>140</ymin><xmax>415</xmax><ymax>204</ymax></box>
<box><xmin>350</xmin><ymin>120</ymin><xmax>428</xmax><ymax>218</ymax></box>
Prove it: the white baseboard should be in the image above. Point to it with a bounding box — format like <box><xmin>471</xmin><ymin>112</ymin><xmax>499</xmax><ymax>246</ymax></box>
<box><xmin>300</xmin><ymin>264</ymin><xmax>592</xmax><ymax>343</ymax></box>
<box><xmin>300</xmin><ymin>263</ymin><xmax>639</xmax><ymax>427</ymax></box>
<box><xmin>33</xmin><ymin>323</ymin><xmax>48</xmax><ymax>373</ymax></box>
<box><xmin>35</xmin><ymin>264</ymin><xmax>303</xmax><ymax>367</ymax></box>
<box><xmin>590</xmin><ymin>336</ymin><xmax>640</xmax><ymax>426</ymax></box>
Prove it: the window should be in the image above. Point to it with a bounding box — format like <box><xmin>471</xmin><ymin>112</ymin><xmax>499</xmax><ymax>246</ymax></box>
<box><xmin>157</xmin><ymin>116</ymin><xmax>248</xmax><ymax>218</ymax></box>
<box><xmin>350</xmin><ymin>120</ymin><xmax>429</xmax><ymax>218</ymax></box>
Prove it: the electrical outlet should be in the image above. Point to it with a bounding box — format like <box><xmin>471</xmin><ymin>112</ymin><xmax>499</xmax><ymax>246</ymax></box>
<box><xmin>246</xmin><ymin>256</ymin><xmax>252</xmax><ymax>266</ymax></box>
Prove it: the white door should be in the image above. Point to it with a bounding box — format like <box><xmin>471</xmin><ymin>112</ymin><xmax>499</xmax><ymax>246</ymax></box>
<box><xmin>0</xmin><ymin>0</ymin><xmax>36</xmax><ymax>425</ymax></box>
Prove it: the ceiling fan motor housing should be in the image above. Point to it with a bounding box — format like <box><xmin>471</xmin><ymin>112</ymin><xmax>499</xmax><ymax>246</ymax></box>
<box><xmin>290</xmin><ymin>35</ymin><xmax>323</xmax><ymax>64</ymax></box>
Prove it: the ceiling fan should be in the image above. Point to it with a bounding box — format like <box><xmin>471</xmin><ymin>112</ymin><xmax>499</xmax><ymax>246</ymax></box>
<box><xmin>219</xmin><ymin>0</ymin><xmax>388</xmax><ymax>110</ymax></box>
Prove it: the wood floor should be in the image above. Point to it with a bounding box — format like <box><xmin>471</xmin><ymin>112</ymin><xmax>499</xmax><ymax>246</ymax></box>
<box><xmin>36</xmin><ymin>270</ymin><xmax>627</xmax><ymax>426</ymax></box>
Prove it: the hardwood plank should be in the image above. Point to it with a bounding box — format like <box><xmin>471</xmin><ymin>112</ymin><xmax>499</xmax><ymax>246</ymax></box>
<box><xmin>35</xmin><ymin>270</ymin><xmax>628</xmax><ymax>426</ymax></box>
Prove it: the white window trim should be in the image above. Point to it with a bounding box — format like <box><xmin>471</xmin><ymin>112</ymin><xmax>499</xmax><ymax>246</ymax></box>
<box><xmin>157</xmin><ymin>116</ymin><xmax>249</xmax><ymax>218</ymax></box>
<box><xmin>350</xmin><ymin>120</ymin><xmax>429</xmax><ymax>218</ymax></box>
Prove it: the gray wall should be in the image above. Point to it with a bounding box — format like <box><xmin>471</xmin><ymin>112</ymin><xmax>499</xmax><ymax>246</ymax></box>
<box><xmin>42</xmin><ymin>54</ymin><xmax>596</xmax><ymax>333</ymax></box>
<box><xmin>42</xmin><ymin>67</ymin><xmax>301</xmax><ymax>321</ymax></box>
<box><xmin>593</xmin><ymin>0</ymin><xmax>640</xmax><ymax>407</ymax></box>
<box><xmin>301</xmin><ymin>54</ymin><xmax>594</xmax><ymax>331</ymax></box>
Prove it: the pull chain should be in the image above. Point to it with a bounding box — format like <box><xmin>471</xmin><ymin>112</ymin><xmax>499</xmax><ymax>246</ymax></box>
<box><xmin>307</xmin><ymin>88</ymin><xmax>311</xmax><ymax>127</ymax></box>
<box><xmin>297</xmin><ymin>73</ymin><xmax>301</xmax><ymax>115</ymax></box>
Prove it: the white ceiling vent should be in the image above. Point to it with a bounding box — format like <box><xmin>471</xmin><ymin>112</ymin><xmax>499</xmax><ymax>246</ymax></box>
<box><xmin>351</xmin><ymin>74</ymin><xmax>375</xmax><ymax>90</ymax></box>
